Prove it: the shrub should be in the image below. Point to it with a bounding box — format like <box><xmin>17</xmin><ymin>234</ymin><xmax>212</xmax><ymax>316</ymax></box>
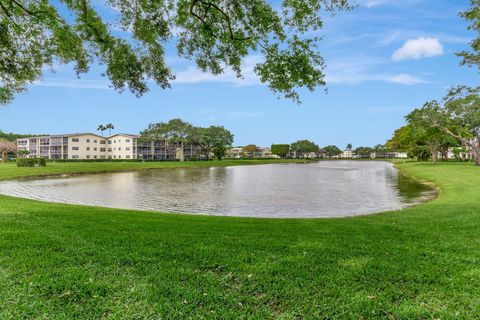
<box><xmin>407</xmin><ymin>146</ymin><xmax>430</xmax><ymax>161</ymax></box>
<box><xmin>17</xmin><ymin>158</ymin><xmax>47</xmax><ymax>167</ymax></box>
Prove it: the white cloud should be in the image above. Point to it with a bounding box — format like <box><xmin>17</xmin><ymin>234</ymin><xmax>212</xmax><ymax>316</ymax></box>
<box><xmin>387</xmin><ymin>73</ymin><xmax>429</xmax><ymax>85</ymax></box>
<box><xmin>392</xmin><ymin>37</ymin><xmax>443</xmax><ymax>61</ymax></box>
<box><xmin>325</xmin><ymin>56</ymin><xmax>430</xmax><ymax>85</ymax></box>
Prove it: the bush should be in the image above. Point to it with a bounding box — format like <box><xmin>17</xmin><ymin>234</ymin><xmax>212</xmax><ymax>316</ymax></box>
<box><xmin>17</xmin><ymin>158</ymin><xmax>47</xmax><ymax>167</ymax></box>
<box><xmin>407</xmin><ymin>146</ymin><xmax>430</xmax><ymax>161</ymax></box>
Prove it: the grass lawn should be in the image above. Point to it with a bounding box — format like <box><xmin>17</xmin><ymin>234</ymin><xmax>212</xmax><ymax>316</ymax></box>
<box><xmin>0</xmin><ymin>161</ymin><xmax>479</xmax><ymax>318</ymax></box>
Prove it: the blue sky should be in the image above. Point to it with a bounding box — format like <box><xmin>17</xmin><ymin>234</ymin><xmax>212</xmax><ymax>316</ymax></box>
<box><xmin>0</xmin><ymin>0</ymin><xmax>477</xmax><ymax>148</ymax></box>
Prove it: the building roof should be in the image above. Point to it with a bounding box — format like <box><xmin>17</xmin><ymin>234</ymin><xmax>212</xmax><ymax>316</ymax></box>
<box><xmin>17</xmin><ymin>133</ymin><xmax>140</xmax><ymax>140</ymax></box>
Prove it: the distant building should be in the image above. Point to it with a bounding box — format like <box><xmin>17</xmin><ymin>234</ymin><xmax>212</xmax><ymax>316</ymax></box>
<box><xmin>17</xmin><ymin>133</ymin><xmax>202</xmax><ymax>160</ymax></box>
<box><xmin>340</xmin><ymin>150</ymin><xmax>355</xmax><ymax>159</ymax></box>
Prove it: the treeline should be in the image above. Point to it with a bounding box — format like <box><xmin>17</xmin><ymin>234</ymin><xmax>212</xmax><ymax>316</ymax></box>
<box><xmin>0</xmin><ymin>130</ymin><xmax>33</xmax><ymax>142</ymax></box>
<box><xmin>141</xmin><ymin>118</ymin><xmax>234</xmax><ymax>160</ymax></box>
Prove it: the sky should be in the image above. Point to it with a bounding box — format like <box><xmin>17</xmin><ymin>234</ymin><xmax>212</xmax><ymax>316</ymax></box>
<box><xmin>0</xmin><ymin>0</ymin><xmax>478</xmax><ymax>148</ymax></box>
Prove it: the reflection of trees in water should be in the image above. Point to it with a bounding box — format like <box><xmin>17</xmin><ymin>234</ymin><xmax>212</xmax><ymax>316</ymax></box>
<box><xmin>396</xmin><ymin>173</ymin><xmax>433</xmax><ymax>201</ymax></box>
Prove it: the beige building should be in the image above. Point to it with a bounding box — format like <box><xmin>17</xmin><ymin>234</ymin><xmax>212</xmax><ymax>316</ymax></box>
<box><xmin>17</xmin><ymin>133</ymin><xmax>201</xmax><ymax>160</ymax></box>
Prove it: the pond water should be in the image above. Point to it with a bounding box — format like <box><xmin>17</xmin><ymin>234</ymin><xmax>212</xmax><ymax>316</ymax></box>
<box><xmin>0</xmin><ymin>161</ymin><xmax>435</xmax><ymax>218</ymax></box>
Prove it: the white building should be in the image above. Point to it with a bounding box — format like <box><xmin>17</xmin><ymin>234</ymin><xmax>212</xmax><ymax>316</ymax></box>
<box><xmin>17</xmin><ymin>133</ymin><xmax>202</xmax><ymax>160</ymax></box>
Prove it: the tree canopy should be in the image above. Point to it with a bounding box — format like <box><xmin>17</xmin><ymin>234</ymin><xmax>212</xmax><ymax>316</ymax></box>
<box><xmin>290</xmin><ymin>139</ymin><xmax>319</xmax><ymax>157</ymax></box>
<box><xmin>0</xmin><ymin>0</ymin><xmax>353</xmax><ymax>104</ymax></box>
<box><xmin>141</xmin><ymin>118</ymin><xmax>193</xmax><ymax>144</ymax></box>
<box><xmin>192</xmin><ymin>125</ymin><xmax>234</xmax><ymax>159</ymax></box>
<box><xmin>323</xmin><ymin>145</ymin><xmax>341</xmax><ymax>157</ymax></box>
<box><xmin>271</xmin><ymin>144</ymin><xmax>290</xmax><ymax>158</ymax></box>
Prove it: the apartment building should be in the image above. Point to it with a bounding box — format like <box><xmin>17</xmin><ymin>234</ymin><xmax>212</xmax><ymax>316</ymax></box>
<box><xmin>17</xmin><ymin>133</ymin><xmax>202</xmax><ymax>160</ymax></box>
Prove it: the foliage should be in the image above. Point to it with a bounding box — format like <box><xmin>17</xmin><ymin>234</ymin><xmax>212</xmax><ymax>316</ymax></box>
<box><xmin>0</xmin><ymin>0</ymin><xmax>353</xmax><ymax>104</ymax></box>
<box><xmin>290</xmin><ymin>139</ymin><xmax>319</xmax><ymax>157</ymax></box>
<box><xmin>386</xmin><ymin>125</ymin><xmax>415</xmax><ymax>152</ymax></box>
<box><xmin>192</xmin><ymin>126</ymin><xmax>234</xmax><ymax>159</ymax></box>
<box><xmin>323</xmin><ymin>145</ymin><xmax>342</xmax><ymax>157</ymax></box>
<box><xmin>0</xmin><ymin>139</ymin><xmax>16</xmax><ymax>162</ymax></box>
<box><xmin>407</xmin><ymin>145</ymin><xmax>430</xmax><ymax>161</ymax></box>
<box><xmin>212</xmin><ymin>145</ymin><xmax>227</xmax><ymax>160</ymax></box>
<box><xmin>16</xmin><ymin>157</ymin><xmax>46</xmax><ymax>167</ymax></box>
<box><xmin>242</xmin><ymin>144</ymin><xmax>258</xmax><ymax>158</ymax></box>
<box><xmin>141</xmin><ymin>118</ymin><xmax>193</xmax><ymax>144</ymax></box>
<box><xmin>346</xmin><ymin>143</ymin><xmax>352</xmax><ymax>150</ymax></box>
<box><xmin>271</xmin><ymin>144</ymin><xmax>290</xmax><ymax>158</ymax></box>
<box><xmin>0</xmin><ymin>130</ymin><xmax>32</xmax><ymax>142</ymax></box>
<box><xmin>354</xmin><ymin>146</ymin><xmax>373</xmax><ymax>155</ymax></box>
<box><xmin>457</xmin><ymin>1</ymin><xmax>480</xmax><ymax>70</ymax></box>
<box><xmin>407</xmin><ymin>87</ymin><xmax>480</xmax><ymax>165</ymax></box>
<box><xmin>406</xmin><ymin>108</ymin><xmax>460</xmax><ymax>163</ymax></box>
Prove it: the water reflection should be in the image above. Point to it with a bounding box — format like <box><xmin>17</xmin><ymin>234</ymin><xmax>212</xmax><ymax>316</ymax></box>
<box><xmin>0</xmin><ymin>161</ymin><xmax>434</xmax><ymax>218</ymax></box>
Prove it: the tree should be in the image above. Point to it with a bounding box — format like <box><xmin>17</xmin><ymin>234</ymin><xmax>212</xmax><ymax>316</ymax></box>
<box><xmin>0</xmin><ymin>139</ymin><xmax>16</xmax><ymax>162</ymax></box>
<box><xmin>386</xmin><ymin>125</ymin><xmax>415</xmax><ymax>152</ymax></box>
<box><xmin>17</xmin><ymin>149</ymin><xmax>29</xmax><ymax>158</ymax></box>
<box><xmin>323</xmin><ymin>145</ymin><xmax>341</xmax><ymax>158</ymax></box>
<box><xmin>105</xmin><ymin>124</ymin><xmax>114</xmax><ymax>136</ymax></box>
<box><xmin>354</xmin><ymin>146</ymin><xmax>373</xmax><ymax>155</ymax></box>
<box><xmin>192</xmin><ymin>126</ymin><xmax>234</xmax><ymax>160</ymax></box>
<box><xmin>242</xmin><ymin>145</ymin><xmax>258</xmax><ymax>159</ymax></box>
<box><xmin>212</xmin><ymin>145</ymin><xmax>227</xmax><ymax>160</ymax></box>
<box><xmin>271</xmin><ymin>144</ymin><xmax>290</xmax><ymax>158</ymax></box>
<box><xmin>411</xmin><ymin>87</ymin><xmax>480</xmax><ymax>165</ymax></box>
<box><xmin>141</xmin><ymin>119</ymin><xmax>193</xmax><ymax>143</ymax></box>
<box><xmin>406</xmin><ymin>108</ymin><xmax>459</xmax><ymax>164</ymax></box>
<box><xmin>346</xmin><ymin>143</ymin><xmax>352</xmax><ymax>150</ymax></box>
<box><xmin>290</xmin><ymin>140</ymin><xmax>319</xmax><ymax>158</ymax></box>
<box><xmin>458</xmin><ymin>1</ymin><xmax>480</xmax><ymax>70</ymax></box>
<box><xmin>0</xmin><ymin>130</ymin><xmax>32</xmax><ymax>141</ymax></box>
<box><xmin>0</xmin><ymin>0</ymin><xmax>353</xmax><ymax>105</ymax></box>
<box><xmin>97</xmin><ymin>124</ymin><xmax>106</xmax><ymax>136</ymax></box>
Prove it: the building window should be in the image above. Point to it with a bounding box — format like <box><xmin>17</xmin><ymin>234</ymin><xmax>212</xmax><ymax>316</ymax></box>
<box><xmin>126</xmin><ymin>155</ymin><xmax>130</xmax><ymax>159</ymax></box>
<box><xmin>114</xmin><ymin>140</ymin><xmax>116</xmax><ymax>143</ymax></box>
<box><xmin>86</xmin><ymin>155</ymin><xmax>90</xmax><ymax>159</ymax></box>
<box><xmin>94</xmin><ymin>155</ymin><xmax>97</xmax><ymax>159</ymax></box>
<box><xmin>119</xmin><ymin>147</ymin><xmax>121</xmax><ymax>151</ymax></box>
<box><xmin>87</xmin><ymin>147</ymin><xmax>90</xmax><ymax>151</ymax></box>
<box><xmin>118</xmin><ymin>155</ymin><xmax>121</xmax><ymax>159</ymax></box>
<box><xmin>118</xmin><ymin>140</ymin><xmax>121</xmax><ymax>143</ymax></box>
<box><xmin>114</xmin><ymin>155</ymin><xmax>116</xmax><ymax>159</ymax></box>
<box><xmin>126</xmin><ymin>139</ymin><xmax>130</xmax><ymax>143</ymax></box>
<box><xmin>108</xmin><ymin>148</ymin><xmax>112</xmax><ymax>152</ymax></box>
<box><xmin>72</xmin><ymin>155</ymin><xmax>79</xmax><ymax>159</ymax></box>
<box><xmin>108</xmin><ymin>141</ymin><xmax>112</xmax><ymax>144</ymax></box>
<box><xmin>72</xmin><ymin>147</ymin><xmax>79</xmax><ymax>151</ymax></box>
<box><xmin>100</xmin><ymin>140</ymin><xmax>106</xmax><ymax>145</ymax></box>
<box><xmin>86</xmin><ymin>139</ymin><xmax>90</xmax><ymax>143</ymax></box>
<box><xmin>94</xmin><ymin>147</ymin><xmax>97</xmax><ymax>151</ymax></box>
<box><xmin>126</xmin><ymin>147</ymin><xmax>130</xmax><ymax>151</ymax></box>
<box><xmin>100</xmin><ymin>155</ymin><xmax>106</xmax><ymax>159</ymax></box>
<box><xmin>94</xmin><ymin>140</ymin><xmax>97</xmax><ymax>143</ymax></box>
<box><xmin>100</xmin><ymin>148</ymin><xmax>106</xmax><ymax>152</ymax></box>
<box><xmin>72</xmin><ymin>138</ymin><xmax>79</xmax><ymax>142</ymax></box>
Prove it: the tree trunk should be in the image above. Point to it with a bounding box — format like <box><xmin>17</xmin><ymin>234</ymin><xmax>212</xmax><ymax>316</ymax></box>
<box><xmin>473</xmin><ymin>146</ymin><xmax>480</xmax><ymax>166</ymax></box>
<box><xmin>429</xmin><ymin>145</ymin><xmax>439</xmax><ymax>164</ymax></box>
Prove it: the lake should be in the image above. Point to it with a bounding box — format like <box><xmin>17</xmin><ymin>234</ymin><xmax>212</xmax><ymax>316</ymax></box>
<box><xmin>0</xmin><ymin>161</ymin><xmax>435</xmax><ymax>218</ymax></box>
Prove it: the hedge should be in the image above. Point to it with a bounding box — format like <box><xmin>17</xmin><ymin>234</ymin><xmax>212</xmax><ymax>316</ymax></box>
<box><xmin>17</xmin><ymin>158</ymin><xmax>47</xmax><ymax>167</ymax></box>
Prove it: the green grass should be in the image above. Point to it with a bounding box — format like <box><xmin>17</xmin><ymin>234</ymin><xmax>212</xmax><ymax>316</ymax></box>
<box><xmin>0</xmin><ymin>161</ymin><xmax>479</xmax><ymax>319</ymax></box>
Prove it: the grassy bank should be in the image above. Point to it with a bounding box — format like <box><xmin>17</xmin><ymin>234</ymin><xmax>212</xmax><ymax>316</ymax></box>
<box><xmin>0</xmin><ymin>161</ymin><xmax>479</xmax><ymax>318</ymax></box>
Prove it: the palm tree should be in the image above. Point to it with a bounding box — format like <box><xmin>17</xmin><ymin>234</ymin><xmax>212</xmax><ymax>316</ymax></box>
<box><xmin>97</xmin><ymin>124</ymin><xmax>106</xmax><ymax>136</ymax></box>
<box><xmin>106</xmin><ymin>123</ymin><xmax>114</xmax><ymax>136</ymax></box>
<box><xmin>346</xmin><ymin>143</ymin><xmax>352</xmax><ymax>150</ymax></box>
